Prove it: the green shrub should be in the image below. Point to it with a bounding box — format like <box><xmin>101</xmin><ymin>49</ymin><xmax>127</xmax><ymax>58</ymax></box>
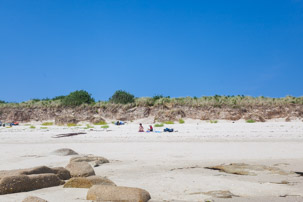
<box><xmin>93</xmin><ymin>121</ymin><xmax>107</xmax><ymax>125</ymax></box>
<box><xmin>67</xmin><ymin>123</ymin><xmax>77</xmax><ymax>127</ymax></box>
<box><xmin>109</xmin><ymin>90</ymin><xmax>135</xmax><ymax>104</ymax></box>
<box><xmin>62</xmin><ymin>90</ymin><xmax>95</xmax><ymax>106</ymax></box>
<box><xmin>52</xmin><ymin>95</ymin><xmax>66</xmax><ymax>101</ymax></box>
<box><xmin>40</xmin><ymin>127</ymin><xmax>48</xmax><ymax>129</ymax></box>
<box><xmin>179</xmin><ymin>119</ymin><xmax>185</xmax><ymax>124</ymax></box>
<box><xmin>164</xmin><ymin>121</ymin><xmax>174</xmax><ymax>124</ymax></box>
<box><xmin>84</xmin><ymin>124</ymin><xmax>94</xmax><ymax>129</ymax></box>
<box><xmin>210</xmin><ymin>120</ymin><xmax>218</xmax><ymax>123</ymax></box>
<box><xmin>101</xmin><ymin>125</ymin><xmax>109</xmax><ymax>129</ymax></box>
<box><xmin>246</xmin><ymin>119</ymin><xmax>256</xmax><ymax>123</ymax></box>
<box><xmin>154</xmin><ymin>123</ymin><xmax>164</xmax><ymax>127</ymax></box>
<box><xmin>42</xmin><ymin>122</ymin><xmax>53</xmax><ymax>126</ymax></box>
<box><xmin>29</xmin><ymin>125</ymin><xmax>36</xmax><ymax>129</ymax></box>
<box><xmin>0</xmin><ymin>100</ymin><xmax>6</xmax><ymax>104</ymax></box>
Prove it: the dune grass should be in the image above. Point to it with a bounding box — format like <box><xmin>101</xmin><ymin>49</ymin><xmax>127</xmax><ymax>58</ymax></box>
<box><xmin>210</xmin><ymin>120</ymin><xmax>218</xmax><ymax>123</ymax></box>
<box><xmin>154</xmin><ymin>123</ymin><xmax>164</xmax><ymax>127</ymax></box>
<box><xmin>1</xmin><ymin>95</ymin><xmax>302</xmax><ymax>109</ymax></box>
<box><xmin>246</xmin><ymin>119</ymin><xmax>256</xmax><ymax>123</ymax></box>
<box><xmin>179</xmin><ymin>119</ymin><xmax>185</xmax><ymax>124</ymax></box>
<box><xmin>84</xmin><ymin>124</ymin><xmax>94</xmax><ymax>129</ymax></box>
<box><xmin>41</xmin><ymin>122</ymin><xmax>53</xmax><ymax>126</ymax></box>
<box><xmin>163</xmin><ymin>121</ymin><xmax>174</xmax><ymax>124</ymax></box>
<box><xmin>101</xmin><ymin>125</ymin><xmax>109</xmax><ymax>129</ymax></box>
<box><xmin>93</xmin><ymin>121</ymin><xmax>107</xmax><ymax>125</ymax></box>
<box><xmin>40</xmin><ymin>127</ymin><xmax>48</xmax><ymax>129</ymax></box>
<box><xmin>29</xmin><ymin>125</ymin><xmax>36</xmax><ymax>129</ymax></box>
<box><xmin>67</xmin><ymin>123</ymin><xmax>77</xmax><ymax>127</ymax></box>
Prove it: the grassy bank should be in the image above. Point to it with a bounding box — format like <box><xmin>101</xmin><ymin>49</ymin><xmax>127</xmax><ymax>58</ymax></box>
<box><xmin>1</xmin><ymin>95</ymin><xmax>302</xmax><ymax>109</ymax></box>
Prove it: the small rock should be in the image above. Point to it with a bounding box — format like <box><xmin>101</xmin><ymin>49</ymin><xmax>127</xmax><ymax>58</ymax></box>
<box><xmin>51</xmin><ymin>148</ymin><xmax>78</xmax><ymax>156</ymax></box>
<box><xmin>70</xmin><ymin>155</ymin><xmax>109</xmax><ymax>164</ymax></box>
<box><xmin>65</xmin><ymin>162</ymin><xmax>95</xmax><ymax>177</ymax></box>
<box><xmin>64</xmin><ymin>176</ymin><xmax>116</xmax><ymax>188</ymax></box>
<box><xmin>23</xmin><ymin>196</ymin><xmax>48</xmax><ymax>202</ymax></box>
<box><xmin>87</xmin><ymin>185</ymin><xmax>151</xmax><ymax>202</ymax></box>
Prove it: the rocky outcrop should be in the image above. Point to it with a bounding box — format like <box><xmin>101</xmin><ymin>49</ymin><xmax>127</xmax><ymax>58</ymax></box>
<box><xmin>51</xmin><ymin>148</ymin><xmax>79</xmax><ymax>156</ymax></box>
<box><xmin>87</xmin><ymin>185</ymin><xmax>151</xmax><ymax>202</ymax></box>
<box><xmin>23</xmin><ymin>196</ymin><xmax>48</xmax><ymax>202</ymax></box>
<box><xmin>70</xmin><ymin>155</ymin><xmax>109</xmax><ymax>167</ymax></box>
<box><xmin>63</xmin><ymin>176</ymin><xmax>116</xmax><ymax>188</ymax></box>
<box><xmin>205</xmin><ymin>163</ymin><xmax>291</xmax><ymax>176</ymax></box>
<box><xmin>65</xmin><ymin>162</ymin><xmax>95</xmax><ymax>177</ymax></box>
<box><xmin>202</xmin><ymin>190</ymin><xmax>238</xmax><ymax>198</ymax></box>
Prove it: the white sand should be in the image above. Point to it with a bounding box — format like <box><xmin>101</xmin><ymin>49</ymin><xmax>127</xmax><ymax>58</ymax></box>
<box><xmin>0</xmin><ymin>119</ymin><xmax>303</xmax><ymax>201</ymax></box>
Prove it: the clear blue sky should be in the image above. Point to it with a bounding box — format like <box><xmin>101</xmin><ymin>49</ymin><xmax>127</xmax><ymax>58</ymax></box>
<box><xmin>1</xmin><ymin>0</ymin><xmax>302</xmax><ymax>102</ymax></box>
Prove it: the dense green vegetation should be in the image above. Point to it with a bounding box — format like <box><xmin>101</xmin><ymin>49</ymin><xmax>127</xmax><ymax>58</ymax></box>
<box><xmin>0</xmin><ymin>91</ymin><xmax>303</xmax><ymax>108</ymax></box>
<box><xmin>62</xmin><ymin>90</ymin><xmax>95</xmax><ymax>106</ymax></box>
<box><xmin>109</xmin><ymin>90</ymin><xmax>135</xmax><ymax>104</ymax></box>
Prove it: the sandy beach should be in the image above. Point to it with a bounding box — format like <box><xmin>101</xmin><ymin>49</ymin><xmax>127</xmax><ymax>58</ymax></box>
<box><xmin>0</xmin><ymin>119</ymin><xmax>303</xmax><ymax>202</ymax></box>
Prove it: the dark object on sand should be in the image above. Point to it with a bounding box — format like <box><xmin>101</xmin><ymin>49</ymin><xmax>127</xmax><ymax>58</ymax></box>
<box><xmin>295</xmin><ymin>172</ymin><xmax>303</xmax><ymax>176</ymax></box>
<box><xmin>115</xmin><ymin>121</ymin><xmax>124</xmax><ymax>125</ymax></box>
<box><xmin>52</xmin><ymin>132</ymin><xmax>86</xmax><ymax>138</ymax></box>
<box><xmin>163</xmin><ymin>128</ymin><xmax>174</xmax><ymax>132</ymax></box>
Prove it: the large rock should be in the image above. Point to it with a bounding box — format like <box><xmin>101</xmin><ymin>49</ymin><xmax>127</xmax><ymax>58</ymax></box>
<box><xmin>19</xmin><ymin>166</ymin><xmax>71</xmax><ymax>180</ymax></box>
<box><xmin>51</xmin><ymin>167</ymin><xmax>71</xmax><ymax>180</ymax></box>
<box><xmin>65</xmin><ymin>162</ymin><xmax>95</xmax><ymax>177</ymax></box>
<box><xmin>70</xmin><ymin>155</ymin><xmax>109</xmax><ymax>167</ymax></box>
<box><xmin>64</xmin><ymin>176</ymin><xmax>116</xmax><ymax>188</ymax></box>
<box><xmin>0</xmin><ymin>166</ymin><xmax>70</xmax><ymax>181</ymax></box>
<box><xmin>51</xmin><ymin>148</ymin><xmax>78</xmax><ymax>156</ymax></box>
<box><xmin>0</xmin><ymin>174</ymin><xmax>64</xmax><ymax>195</ymax></box>
<box><xmin>23</xmin><ymin>196</ymin><xmax>48</xmax><ymax>202</ymax></box>
<box><xmin>87</xmin><ymin>185</ymin><xmax>151</xmax><ymax>202</ymax></box>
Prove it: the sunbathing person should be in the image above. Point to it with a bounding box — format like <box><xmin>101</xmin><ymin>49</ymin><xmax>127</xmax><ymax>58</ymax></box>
<box><xmin>147</xmin><ymin>125</ymin><xmax>153</xmax><ymax>132</ymax></box>
<box><xmin>139</xmin><ymin>123</ymin><xmax>144</xmax><ymax>132</ymax></box>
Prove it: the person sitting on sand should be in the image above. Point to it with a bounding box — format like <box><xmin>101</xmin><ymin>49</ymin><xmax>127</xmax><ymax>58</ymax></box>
<box><xmin>147</xmin><ymin>125</ymin><xmax>153</xmax><ymax>132</ymax></box>
<box><xmin>139</xmin><ymin>123</ymin><xmax>144</xmax><ymax>132</ymax></box>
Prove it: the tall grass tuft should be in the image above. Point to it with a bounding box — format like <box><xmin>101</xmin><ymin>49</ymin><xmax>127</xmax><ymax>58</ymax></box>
<box><xmin>154</xmin><ymin>123</ymin><xmax>164</xmax><ymax>127</ymax></box>
<box><xmin>93</xmin><ymin>121</ymin><xmax>107</xmax><ymax>125</ymax></box>
<box><xmin>42</xmin><ymin>122</ymin><xmax>53</xmax><ymax>126</ymax></box>
<box><xmin>179</xmin><ymin>119</ymin><xmax>185</xmax><ymax>124</ymax></box>
<box><xmin>246</xmin><ymin>119</ymin><xmax>256</xmax><ymax>123</ymax></box>
<box><xmin>163</xmin><ymin>121</ymin><xmax>174</xmax><ymax>124</ymax></box>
